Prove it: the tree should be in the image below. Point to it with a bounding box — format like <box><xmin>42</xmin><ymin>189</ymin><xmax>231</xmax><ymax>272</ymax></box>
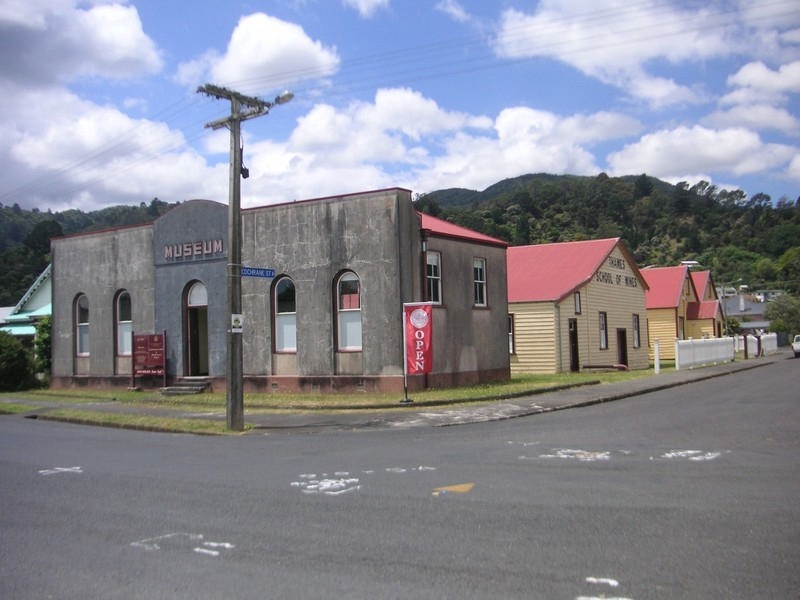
<box><xmin>775</xmin><ymin>247</ymin><xmax>800</xmax><ymax>294</ymax></box>
<box><xmin>764</xmin><ymin>294</ymin><xmax>800</xmax><ymax>336</ymax></box>
<box><xmin>23</xmin><ymin>220</ymin><xmax>63</xmax><ymax>256</ymax></box>
<box><xmin>632</xmin><ymin>173</ymin><xmax>653</xmax><ymax>200</ymax></box>
<box><xmin>0</xmin><ymin>332</ymin><xmax>34</xmax><ymax>391</ymax></box>
<box><xmin>34</xmin><ymin>315</ymin><xmax>52</xmax><ymax>378</ymax></box>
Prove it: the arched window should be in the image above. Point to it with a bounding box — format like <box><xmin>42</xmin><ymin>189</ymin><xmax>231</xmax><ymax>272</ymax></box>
<box><xmin>336</xmin><ymin>271</ymin><xmax>362</xmax><ymax>351</ymax></box>
<box><xmin>116</xmin><ymin>291</ymin><xmax>132</xmax><ymax>356</ymax></box>
<box><xmin>273</xmin><ymin>276</ymin><xmax>296</xmax><ymax>352</ymax></box>
<box><xmin>75</xmin><ymin>294</ymin><xmax>90</xmax><ymax>355</ymax></box>
<box><xmin>187</xmin><ymin>281</ymin><xmax>208</xmax><ymax>307</ymax></box>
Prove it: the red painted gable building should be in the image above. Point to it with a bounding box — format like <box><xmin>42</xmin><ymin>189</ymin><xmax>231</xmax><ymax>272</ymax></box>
<box><xmin>641</xmin><ymin>265</ymin><xmax>723</xmax><ymax>360</ymax></box>
<box><xmin>507</xmin><ymin>238</ymin><xmax>650</xmax><ymax>373</ymax></box>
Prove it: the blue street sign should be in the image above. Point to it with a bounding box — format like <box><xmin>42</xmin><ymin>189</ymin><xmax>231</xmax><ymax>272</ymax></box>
<box><xmin>241</xmin><ymin>266</ymin><xmax>275</xmax><ymax>278</ymax></box>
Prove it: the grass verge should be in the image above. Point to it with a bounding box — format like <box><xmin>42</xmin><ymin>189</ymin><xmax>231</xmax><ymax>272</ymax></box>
<box><xmin>33</xmin><ymin>409</ymin><xmax>246</xmax><ymax>435</ymax></box>
<box><xmin>3</xmin><ymin>366</ymin><xmax>669</xmax><ymax>434</ymax></box>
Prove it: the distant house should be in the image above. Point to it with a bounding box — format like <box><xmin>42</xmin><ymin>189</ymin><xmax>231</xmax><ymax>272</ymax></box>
<box><xmin>0</xmin><ymin>264</ymin><xmax>51</xmax><ymax>346</ymax></box>
<box><xmin>507</xmin><ymin>238</ymin><xmax>650</xmax><ymax>374</ymax></box>
<box><xmin>721</xmin><ymin>294</ymin><xmax>770</xmax><ymax>333</ymax></box>
<box><xmin>642</xmin><ymin>265</ymin><xmax>724</xmax><ymax>360</ymax></box>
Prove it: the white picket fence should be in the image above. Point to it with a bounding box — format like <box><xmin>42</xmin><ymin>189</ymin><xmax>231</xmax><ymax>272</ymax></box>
<box><xmin>673</xmin><ymin>333</ymin><xmax>778</xmax><ymax>370</ymax></box>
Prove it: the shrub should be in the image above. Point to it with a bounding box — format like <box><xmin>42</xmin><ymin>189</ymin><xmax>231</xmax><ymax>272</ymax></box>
<box><xmin>0</xmin><ymin>331</ymin><xmax>34</xmax><ymax>391</ymax></box>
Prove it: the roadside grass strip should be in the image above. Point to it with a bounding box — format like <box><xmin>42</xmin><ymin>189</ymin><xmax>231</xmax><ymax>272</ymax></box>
<box><xmin>0</xmin><ymin>402</ymin><xmax>40</xmax><ymax>414</ymax></box>
<box><xmin>34</xmin><ymin>408</ymin><xmax>247</xmax><ymax>435</ymax></box>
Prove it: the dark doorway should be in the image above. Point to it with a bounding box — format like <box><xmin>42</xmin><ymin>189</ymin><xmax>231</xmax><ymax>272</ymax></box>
<box><xmin>568</xmin><ymin>319</ymin><xmax>579</xmax><ymax>372</ymax></box>
<box><xmin>617</xmin><ymin>328</ymin><xmax>628</xmax><ymax>367</ymax></box>
<box><xmin>185</xmin><ymin>282</ymin><xmax>209</xmax><ymax>376</ymax></box>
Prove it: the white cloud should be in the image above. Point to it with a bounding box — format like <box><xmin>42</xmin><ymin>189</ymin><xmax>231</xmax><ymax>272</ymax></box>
<box><xmin>788</xmin><ymin>154</ymin><xmax>800</xmax><ymax>180</ymax></box>
<box><xmin>705</xmin><ymin>104</ymin><xmax>799</xmax><ymax>135</ymax></box>
<box><xmin>1</xmin><ymin>87</ymin><xmax>211</xmax><ymax>212</ymax></box>
<box><xmin>238</xmin><ymin>90</ymin><xmax>640</xmax><ymax>203</ymax></box>
<box><xmin>708</xmin><ymin>61</ymin><xmax>800</xmax><ymax>135</ymax></box>
<box><xmin>413</xmin><ymin>107</ymin><xmax>639</xmax><ymax>192</ymax></box>
<box><xmin>210</xmin><ymin>13</ymin><xmax>340</xmax><ymax>94</ymax></box>
<box><xmin>175</xmin><ymin>13</ymin><xmax>340</xmax><ymax>95</ymax></box>
<box><xmin>491</xmin><ymin>1</ymin><xmax>800</xmax><ymax>108</ymax></box>
<box><xmin>436</xmin><ymin>0</ymin><xmax>471</xmax><ymax>23</ymax></box>
<box><xmin>607</xmin><ymin>125</ymin><xmax>797</xmax><ymax>183</ymax></box>
<box><xmin>722</xmin><ymin>61</ymin><xmax>800</xmax><ymax>105</ymax></box>
<box><xmin>342</xmin><ymin>0</ymin><xmax>389</xmax><ymax>19</ymax></box>
<box><xmin>0</xmin><ymin>1</ymin><xmax>161</xmax><ymax>86</ymax></box>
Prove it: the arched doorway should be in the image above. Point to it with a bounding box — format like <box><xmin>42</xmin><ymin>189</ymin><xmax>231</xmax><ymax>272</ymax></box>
<box><xmin>184</xmin><ymin>281</ymin><xmax>209</xmax><ymax>376</ymax></box>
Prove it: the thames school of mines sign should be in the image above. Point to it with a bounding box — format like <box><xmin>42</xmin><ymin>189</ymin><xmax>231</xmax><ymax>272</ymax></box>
<box><xmin>595</xmin><ymin>255</ymin><xmax>639</xmax><ymax>288</ymax></box>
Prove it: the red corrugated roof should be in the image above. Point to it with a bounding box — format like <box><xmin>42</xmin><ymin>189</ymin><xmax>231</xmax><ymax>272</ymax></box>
<box><xmin>507</xmin><ymin>238</ymin><xmax>630</xmax><ymax>302</ymax></box>
<box><xmin>419</xmin><ymin>213</ymin><xmax>507</xmax><ymax>247</ymax></box>
<box><xmin>690</xmin><ymin>270</ymin><xmax>710</xmax><ymax>299</ymax></box>
<box><xmin>641</xmin><ymin>265</ymin><xmax>689</xmax><ymax>309</ymax></box>
<box><xmin>687</xmin><ymin>299</ymin><xmax>719</xmax><ymax>320</ymax></box>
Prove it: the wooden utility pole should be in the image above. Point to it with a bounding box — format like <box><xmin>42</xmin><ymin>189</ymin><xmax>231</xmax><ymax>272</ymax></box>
<box><xmin>197</xmin><ymin>84</ymin><xmax>293</xmax><ymax>431</ymax></box>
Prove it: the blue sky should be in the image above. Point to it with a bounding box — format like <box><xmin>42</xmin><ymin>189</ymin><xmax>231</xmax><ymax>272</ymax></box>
<box><xmin>0</xmin><ymin>0</ymin><xmax>798</xmax><ymax>213</ymax></box>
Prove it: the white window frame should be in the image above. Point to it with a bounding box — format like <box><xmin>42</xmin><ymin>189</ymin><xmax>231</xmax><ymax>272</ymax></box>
<box><xmin>116</xmin><ymin>291</ymin><xmax>132</xmax><ymax>356</ymax></box>
<box><xmin>274</xmin><ymin>276</ymin><xmax>297</xmax><ymax>353</ymax></box>
<box><xmin>508</xmin><ymin>314</ymin><xmax>515</xmax><ymax>354</ymax></box>
<box><xmin>426</xmin><ymin>251</ymin><xmax>442</xmax><ymax>304</ymax></box>
<box><xmin>633</xmin><ymin>314</ymin><xmax>641</xmax><ymax>349</ymax></box>
<box><xmin>599</xmin><ymin>311</ymin><xmax>608</xmax><ymax>350</ymax></box>
<box><xmin>76</xmin><ymin>294</ymin><xmax>90</xmax><ymax>356</ymax></box>
<box><xmin>473</xmin><ymin>257</ymin><xmax>487</xmax><ymax>307</ymax></box>
<box><xmin>336</xmin><ymin>271</ymin><xmax>362</xmax><ymax>351</ymax></box>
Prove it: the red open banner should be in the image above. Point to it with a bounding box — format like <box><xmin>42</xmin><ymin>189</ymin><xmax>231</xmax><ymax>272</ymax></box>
<box><xmin>404</xmin><ymin>303</ymin><xmax>433</xmax><ymax>375</ymax></box>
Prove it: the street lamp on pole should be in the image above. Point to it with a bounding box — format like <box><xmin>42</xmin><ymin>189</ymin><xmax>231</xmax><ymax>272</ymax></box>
<box><xmin>197</xmin><ymin>84</ymin><xmax>293</xmax><ymax>431</ymax></box>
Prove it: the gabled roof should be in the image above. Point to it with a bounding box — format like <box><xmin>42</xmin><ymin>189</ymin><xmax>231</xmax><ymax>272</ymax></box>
<box><xmin>12</xmin><ymin>263</ymin><xmax>51</xmax><ymax>314</ymax></box>
<box><xmin>687</xmin><ymin>300</ymin><xmax>719</xmax><ymax>320</ymax></box>
<box><xmin>689</xmin><ymin>269</ymin><xmax>721</xmax><ymax>302</ymax></box>
<box><xmin>690</xmin><ymin>270</ymin><xmax>710</xmax><ymax>298</ymax></box>
<box><xmin>642</xmin><ymin>265</ymin><xmax>695</xmax><ymax>309</ymax></box>
<box><xmin>686</xmin><ymin>270</ymin><xmax>721</xmax><ymax>321</ymax></box>
<box><xmin>1</xmin><ymin>264</ymin><xmax>52</xmax><ymax>337</ymax></box>
<box><xmin>419</xmin><ymin>212</ymin><xmax>507</xmax><ymax>247</ymax></box>
<box><xmin>507</xmin><ymin>237</ymin><xmax>644</xmax><ymax>303</ymax></box>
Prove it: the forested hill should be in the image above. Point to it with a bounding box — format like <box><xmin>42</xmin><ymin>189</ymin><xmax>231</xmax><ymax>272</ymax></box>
<box><xmin>415</xmin><ymin>173</ymin><xmax>800</xmax><ymax>294</ymax></box>
<box><xmin>1</xmin><ymin>174</ymin><xmax>799</xmax><ymax>306</ymax></box>
<box><xmin>0</xmin><ymin>198</ymin><xmax>175</xmax><ymax>305</ymax></box>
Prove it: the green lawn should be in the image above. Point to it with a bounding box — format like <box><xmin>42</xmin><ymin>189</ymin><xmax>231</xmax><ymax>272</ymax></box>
<box><xmin>1</xmin><ymin>366</ymin><xmax>669</xmax><ymax>434</ymax></box>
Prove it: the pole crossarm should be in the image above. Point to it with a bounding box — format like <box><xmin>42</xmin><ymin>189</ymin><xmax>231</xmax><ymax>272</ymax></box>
<box><xmin>197</xmin><ymin>84</ymin><xmax>289</xmax><ymax>129</ymax></box>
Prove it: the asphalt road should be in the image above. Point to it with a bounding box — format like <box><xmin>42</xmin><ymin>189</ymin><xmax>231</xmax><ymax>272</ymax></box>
<box><xmin>1</xmin><ymin>358</ymin><xmax>798</xmax><ymax>599</ymax></box>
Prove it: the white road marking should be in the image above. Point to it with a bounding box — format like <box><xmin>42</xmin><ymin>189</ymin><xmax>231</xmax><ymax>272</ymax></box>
<box><xmin>586</xmin><ymin>576</ymin><xmax>619</xmax><ymax>586</ymax></box>
<box><xmin>537</xmin><ymin>448</ymin><xmax>611</xmax><ymax>462</ymax></box>
<box><xmin>291</xmin><ymin>477</ymin><xmax>361</xmax><ymax>495</ymax></box>
<box><xmin>291</xmin><ymin>464</ymin><xmax>437</xmax><ymax>495</ymax></box>
<box><xmin>655</xmin><ymin>449</ymin><xmax>727</xmax><ymax>461</ymax></box>
<box><xmin>131</xmin><ymin>533</ymin><xmax>234</xmax><ymax>557</ymax></box>
<box><xmin>577</xmin><ymin>577</ymin><xmax>634</xmax><ymax>600</ymax></box>
<box><xmin>38</xmin><ymin>466</ymin><xmax>83</xmax><ymax>475</ymax></box>
<box><xmin>131</xmin><ymin>532</ymin><xmax>203</xmax><ymax>551</ymax></box>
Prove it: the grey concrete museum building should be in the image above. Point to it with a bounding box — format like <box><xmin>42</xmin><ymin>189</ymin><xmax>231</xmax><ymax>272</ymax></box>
<box><xmin>50</xmin><ymin>188</ymin><xmax>510</xmax><ymax>393</ymax></box>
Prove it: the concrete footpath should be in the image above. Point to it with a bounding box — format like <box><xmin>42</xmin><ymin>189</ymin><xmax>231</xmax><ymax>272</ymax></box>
<box><xmin>250</xmin><ymin>355</ymin><xmax>782</xmax><ymax>432</ymax></box>
<box><xmin>4</xmin><ymin>354</ymin><xmax>785</xmax><ymax>433</ymax></box>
